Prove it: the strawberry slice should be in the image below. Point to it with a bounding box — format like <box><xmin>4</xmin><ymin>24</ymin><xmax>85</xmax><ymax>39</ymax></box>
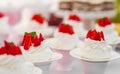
<box><xmin>59</xmin><ymin>23</ymin><xmax>74</xmax><ymax>35</ymax></box>
<box><xmin>98</xmin><ymin>17</ymin><xmax>112</xmax><ymax>27</ymax></box>
<box><xmin>22</xmin><ymin>33</ymin><xmax>32</xmax><ymax>50</ymax></box>
<box><xmin>86</xmin><ymin>29</ymin><xmax>105</xmax><ymax>41</ymax></box>
<box><xmin>32</xmin><ymin>14</ymin><xmax>45</xmax><ymax>24</ymax></box>
<box><xmin>0</xmin><ymin>47</ymin><xmax>7</xmax><ymax>55</ymax></box>
<box><xmin>32</xmin><ymin>35</ymin><xmax>40</xmax><ymax>47</ymax></box>
<box><xmin>68</xmin><ymin>14</ymin><xmax>81</xmax><ymax>22</ymax></box>
<box><xmin>0</xmin><ymin>12</ymin><xmax>4</xmax><ymax>18</ymax></box>
<box><xmin>39</xmin><ymin>33</ymin><xmax>44</xmax><ymax>42</ymax></box>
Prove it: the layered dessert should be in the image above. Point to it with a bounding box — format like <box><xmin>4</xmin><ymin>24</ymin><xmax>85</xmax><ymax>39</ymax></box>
<box><xmin>59</xmin><ymin>0</ymin><xmax>115</xmax><ymax>11</ymax></box>
<box><xmin>53</xmin><ymin>23</ymin><xmax>79</xmax><ymax>50</ymax></box>
<box><xmin>96</xmin><ymin>17</ymin><xmax>120</xmax><ymax>44</ymax></box>
<box><xmin>63</xmin><ymin>14</ymin><xmax>87</xmax><ymax>39</ymax></box>
<box><xmin>0</xmin><ymin>41</ymin><xmax>42</xmax><ymax>74</ymax></box>
<box><xmin>21</xmin><ymin>32</ymin><xmax>60</xmax><ymax>62</ymax></box>
<box><xmin>79</xmin><ymin>30</ymin><xmax>112</xmax><ymax>61</ymax></box>
<box><xmin>14</xmin><ymin>12</ymin><xmax>54</xmax><ymax>38</ymax></box>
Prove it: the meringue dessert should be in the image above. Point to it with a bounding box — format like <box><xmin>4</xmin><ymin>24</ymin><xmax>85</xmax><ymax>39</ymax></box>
<box><xmin>0</xmin><ymin>12</ymin><xmax>11</xmax><ymax>34</ymax></box>
<box><xmin>14</xmin><ymin>10</ymin><xmax>54</xmax><ymax>38</ymax></box>
<box><xmin>96</xmin><ymin>17</ymin><xmax>120</xmax><ymax>44</ymax></box>
<box><xmin>0</xmin><ymin>41</ymin><xmax>42</xmax><ymax>74</ymax></box>
<box><xmin>79</xmin><ymin>30</ymin><xmax>112</xmax><ymax>61</ymax></box>
<box><xmin>63</xmin><ymin>14</ymin><xmax>87</xmax><ymax>39</ymax></box>
<box><xmin>21</xmin><ymin>32</ymin><xmax>60</xmax><ymax>62</ymax></box>
<box><xmin>53</xmin><ymin>23</ymin><xmax>80</xmax><ymax>50</ymax></box>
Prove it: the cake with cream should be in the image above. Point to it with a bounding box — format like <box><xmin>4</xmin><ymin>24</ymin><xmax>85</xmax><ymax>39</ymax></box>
<box><xmin>53</xmin><ymin>23</ymin><xmax>80</xmax><ymax>50</ymax></box>
<box><xmin>96</xmin><ymin>17</ymin><xmax>120</xmax><ymax>44</ymax></box>
<box><xmin>0</xmin><ymin>41</ymin><xmax>42</xmax><ymax>74</ymax></box>
<box><xmin>21</xmin><ymin>32</ymin><xmax>59</xmax><ymax>62</ymax></box>
<box><xmin>79</xmin><ymin>30</ymin><xmax>112</xmax><ymax>61</ymax></box>
<box><xmin>63</xmin><ymin>14</ymin><xmax>87</xmax><ymax>39</ymax></box>
<box><xmin>59</xmin><ymin>0</ymin><xmax>115</xmax><ymax>11</ymax></box>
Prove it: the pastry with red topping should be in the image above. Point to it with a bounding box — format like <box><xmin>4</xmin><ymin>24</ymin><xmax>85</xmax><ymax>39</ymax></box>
<box><xmin>21</xmin><ymin>32</ymin><xmax>62</xmax><ymax>62</ymax></box>
<box><xmin>96</xmin><ymin>17</ymin><xmax>120</xmax><ymax>44</ymax></box>
<box><xmin>0</xmin><ymin>41</ymin><xmax>42</xmax><ymax>74</ymax></box>
<box><xmin>63</xmin><ymin>14</ymin><xmax>87</xmax><ymax>39</ymax></box>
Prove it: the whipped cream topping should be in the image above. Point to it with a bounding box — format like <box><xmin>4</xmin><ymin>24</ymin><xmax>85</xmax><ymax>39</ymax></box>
<box><xmin>0</xmin><ymin>55</ymin><xmax>42</xmax><ymax>74</ymax></box>
<box><xmin>22</xmin><ymin>42</ymin><xmax>55</xmax><ymax>62</ymax></box>
<box><xmin>96</xmin><ymin>24</ymin><xmax>120</xmax><ymax>44</ymax></box>
<box><xmin>53</xmin><ymin>30</ymin><xmax>80</xmax><ymax>50</ymax></box>
<box><xmin>79</xmin><ymin>39</ymin><xmax>112</xmax><ymax>60</ymax></box>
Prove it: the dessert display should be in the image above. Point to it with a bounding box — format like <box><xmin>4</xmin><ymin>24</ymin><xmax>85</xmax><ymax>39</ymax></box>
<box><xmin>70</xmin><ymin>29</ymin><xmax>120</xmax><ymax>61</ymax></box>
<box><xmin>21</xmin><ymin>32</ymin><xmax>62</xmax><ymax>63</ymax></box>
<box><xmin>63</xmin><ymin>14</ymin><xmax>87</xmax><ymax>39</ymax></box>
<box><xmin>96</xmin><ymin>17</ymin><xmax>120</xmax><ymax>44</ymax></box>
<box><xmin>13</xmin><ymin>9</ymin><xmax>55</xmax><ymax>38</ymax></box>
<box><xmin>0</xmin><ymin>41</ymin><xmax>42</xmax><ymax>74</ymax></box>
<box><xmin>59</xmin><ymin>0</ymin><xmax>115</xmax><ymax>11</ymax></box>
<box><xmin>53</xmin><ymin>23</ymin><xmax>80</xmax><ymax>50</ymax></box>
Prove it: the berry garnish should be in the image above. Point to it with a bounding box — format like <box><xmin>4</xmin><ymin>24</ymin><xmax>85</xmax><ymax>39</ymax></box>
<box><xmin>59</xmin><ymin>23</ymin><xmax>74</xmax><ymax>35</ymax></box>
<box><xmin>0</xmin><ymin>41</ymin><xmax>22</xmax><ymax>56</ymax></box>
<box><xmin>68</xmin><ymin>14</ymin><xmax>81</xmax><ymax>22</ymax></box>
<box><xmin>86</xmin><ymin>29</ymin><xmax>105</xmax><ymax>41</ymax></box>
<box><xmin>22</xmin><ymin>32</ymin><xmax>45</xmax><ymax>50</ymax></box>
<box><xmin>32</xmin><ymin>14</ymin><xmax>45</xmax><ymax>24</ymax></box>
<box><xmin>0</xmin><ymin>12</ymin><xmax>4</xmax><ymax>18</ymax></box>
<box><xmin>98</xmin><ymin>17</ymin><xmax>112</xmax><ymax>27</ymax></box>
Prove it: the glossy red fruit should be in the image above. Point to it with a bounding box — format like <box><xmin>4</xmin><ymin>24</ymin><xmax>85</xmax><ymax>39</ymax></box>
<box><xmin>32</xmin><ymin>14</ymin><xmax>45</xmax><ymax>24</ymax></box>
<box><xmin>22</xmin><ymin>33</ymin><xmax>32</xmax><ymax>50</ymax></box>
<box><xmin>59</xmin><ymin>23</ymin><xmax>74</xmax><ymax>35</ymax></box>
<box><xmin>0</xmin><ymin>47</ymin><xmax>7</xmax><ymax>55</ymax></box>
<box><xmin>0</xmin><ymin>12</ymin><xmax>4</xmax><ymax>18</ymax></box>
<box><xmin>32</xmin><ymin>35</ymin><xmax>40</xmax><ymax>47</ymax></box>
<box><xmin>98</xmin><ymin>17</ymin><xmax>112</xmax><ymax>27</ymax></box>
<box><xmin>68</xmin><ymin>14</ymin><xmax>81</xmax><ymax>22</ymax></box>
<box><xmin>86</xmin><ymin>29</ymin><xmax>105</xmax><ymax>41</ymax></box>
<box><xmin>39</xmin><ymin>33</ymin><xmax>44</xmax><ymax>42</ymax></box>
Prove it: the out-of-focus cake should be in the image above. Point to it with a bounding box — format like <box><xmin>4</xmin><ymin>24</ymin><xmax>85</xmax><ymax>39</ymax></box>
<box><xmin>59</xmin><ymin>0</ymin><xmax>115</xmax><ymax>11</ymax></box>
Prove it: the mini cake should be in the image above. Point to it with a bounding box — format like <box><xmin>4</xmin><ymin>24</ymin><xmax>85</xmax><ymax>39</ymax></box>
<box><xmin>96</xmin><ymin>17</ymin><xmax>120</xmax><ymax>44</ymax></box>
<box><xmin>21</xmin><ymin>32</ymin><xmax>60</xmax><ymax>62</ymax></box>
<box><xmin>59</xmin><ymin>0</ymin><xmax>115</xmax><ymax>11</ymax></box>
<box><xmin>0</xmin><ymin>12</ymin><xmax>10</xmax><ymax>34</ymax></box>
<box><xmin>0</xmin><ymin>41</ymin><xmax>42</xmax><ymax>74</ymax></box>
<box><xmin>53</xmin><ymin>23</ymin><xmax>80</xmax><ymax>50</ymax></box>
<box><xmin>79</xmin><ymin>30</ymin><xmax>112</xmax><ymax>61</ymax></box>
<box><xmin>63</xmin><ymin>14</ymin><xmax>87</xmax><ymax>39</ymax></box>
<box><xmin>14</xmin><ymin>12</ymin><xmax>54</xmax><ymax>38</ymax></box>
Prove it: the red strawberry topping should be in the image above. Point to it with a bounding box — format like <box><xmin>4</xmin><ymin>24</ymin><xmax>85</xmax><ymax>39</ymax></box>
<box><xmin>0</xmin><ymin>12</ymin><xmax>4</xmax><ymax>18</ymax></box>
<box><xmin>59</xmin><ymin>23</ymin><xmax>74</xmax><ymax>35</ymax></box>
<box><xmin>32</xmin><ymin>14</ymin><xmax>45</xmax><ymax>24</ymax></box>
<box><xmin>22</xmin><ymin>32</ymin><xmax>45</xmax><ymax>50</ymax></box>
<box><xmin>68</xmin><ymin>14</ymin><xmax>81</xmax><ymax>22</ymax></box>
<box><xmin>86</xmin><ymin>29</ymin><xmax>105</xmax><ymax>41</ymax></box>
<box><xmin>0</xmin><ymin>41</ymin><xmax>22</xmax><ymax>56</ymax></box>
<box><xmin>98</xmin><ymin>17</ymin><xmax>112</xmax><ymax>27</ymax></box>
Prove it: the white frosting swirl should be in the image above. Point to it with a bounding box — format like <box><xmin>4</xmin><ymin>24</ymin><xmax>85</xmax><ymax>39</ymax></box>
<box><xmin>22</xmin><ymin>42</ymin><xmax>55</xmax><ymax>62</ymax></box>
<box><xmin>79</xmin><ymin>39</ymin><xmax>112</xmax><ymax>60</ymax></box>
<box><xmin>53</xmin><ymin>30</ymin><xmax>80</xmax><ymax>50</ymax></box>
<box><xmin>0</xmin><ymin>55</ymin><xmax>42</xmax><ymax>74</ymax></box>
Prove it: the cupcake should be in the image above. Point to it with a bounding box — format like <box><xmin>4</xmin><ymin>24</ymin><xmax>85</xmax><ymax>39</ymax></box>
<box><xmin>21</xmin><ymin>32</ymin><xmax>62</xmax><ymax>63</ymax></box>
<box><xmin>63</xmin><ymin>14</ymin><xmax>87</xmax><ymax>39</ymax></box>
<box><xmin>96</xmin><ymin>17</ymin><xmax>120</xmax><ymax>45</ymax></box>
<box><xmin>70</xmin><ymin>29</ymin><xmax>120</xmax><ymax>74</ymax></box>
<box><xmin>0</xmin><ymin>41</ymin><xmax>42</xmax><ymax>74</ymax></box>
<box><xmin>14</xmin><ymin>10</ymin><xmax>54</xmax><ymax>38</ymax></box>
